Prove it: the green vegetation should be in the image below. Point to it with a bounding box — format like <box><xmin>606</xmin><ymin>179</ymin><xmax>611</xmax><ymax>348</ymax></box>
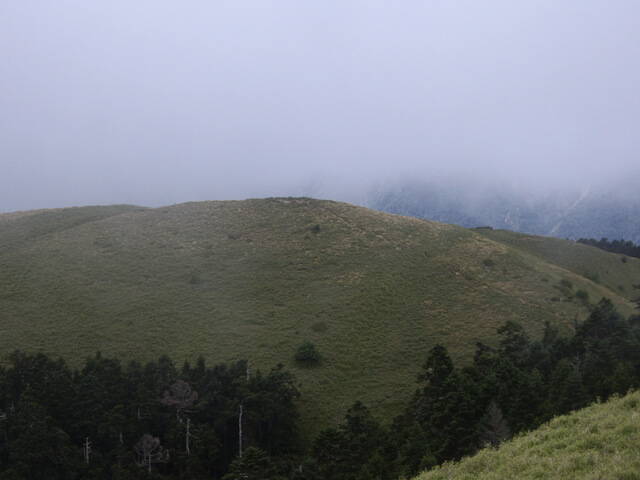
<box><xmin>2</xmin><ymin>300</ymin><xmax>640</xmax><ymax>478</ymax></box>
<box><xmin>0</xmin><ymin>351</ymin><xmax>300</xmax><ymax>479</ymax></box>
<box><xmin>576</xmin><ymin>289</ymin><xmax>590</xmax><ymax>302</ymax></box>
<box><xmin>386</xmin><ymin>299</ymin><xmax>640</xmax><ymax>478</ymax></box>
<box><xmin>578</xmin><ymin>237</ymin><xmax>640</xmax><ymax>260</ymax></box>
<box><xmin>560</xmin><ymin>279</ymin><xmax>573</xmax><ymax>290</ymax></box>
<box><xmin>1</xmin><ymin>198</ymin><xmax>639</xmax><ymax>438</ymax></box>
<box><xmin>475</xmin><ymin>227</ymin><xmax>639</xmax><ymax>310</ymax></box>
<box><xmin>295</xmin><ymin>340</ymin><xmax>322</xmax><ymax>366</ymax></box>
<box><xmin>414</xmin><ymin>390</ymin><xmax>640</xmax><ymax>480</ymax></box>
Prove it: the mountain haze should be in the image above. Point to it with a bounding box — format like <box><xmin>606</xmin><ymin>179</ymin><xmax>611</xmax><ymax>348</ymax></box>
<box><xmin>368</xmin><ymin>178</ymin><xmax>640</xmax><ymax>243</ymax></box>
<box><xmin>1</xmin><ymin>198</ymin><xmax>638</xmax><ymax>435</ymax></box>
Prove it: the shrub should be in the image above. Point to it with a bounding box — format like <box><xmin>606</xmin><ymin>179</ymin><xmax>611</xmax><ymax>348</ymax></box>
<box><xmin>311</xmin><ymin>321</ymin><xmax>328</xmax><ymax>332</ymax></box>
<box><xmin>295</xmin><ymin>340</ymin><xmax>322</xmax><ymax>366</ymax></box>
<box><xmin>559</xmin><ymin>279</ymin><xmax>573</xmax><ymax>290</ymax></box>
<box><xmin>576</xmin><ymin>289</ymin><xmax>590</xmax><ymax>302</ymax></box>
<box><xmin>584</xmin><ymin>272</ymin><xmax>600</xmax><ymax>284</ymax></box>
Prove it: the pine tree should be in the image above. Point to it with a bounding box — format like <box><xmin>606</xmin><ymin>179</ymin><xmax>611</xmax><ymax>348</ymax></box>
<box><xmin>478</xmin><ymin>401</ymin><xmax>511</xmax><ymax>448</ymax></box>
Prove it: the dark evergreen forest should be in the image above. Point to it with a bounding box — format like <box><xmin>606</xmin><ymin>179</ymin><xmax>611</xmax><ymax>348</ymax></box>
<box><xmin>1</xmin><ymin>299</ymin><xmax>639</xmax><ymax>479</ymax></box>
<box><xmin>577</xmin><ymin>238</ymin><xmax>640</xmax><ymax>260</ymax></box>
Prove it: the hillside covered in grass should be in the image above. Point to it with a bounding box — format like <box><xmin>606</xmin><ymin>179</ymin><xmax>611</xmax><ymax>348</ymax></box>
<box><xmin>414</xmin><ymin>390</ymin><xmax>640</xmax><ymax>480</ymax></box>
<box><xmin>1</xmin><ymin>198</ymin><xmax>639</xmax><ymax>435</ymax></box>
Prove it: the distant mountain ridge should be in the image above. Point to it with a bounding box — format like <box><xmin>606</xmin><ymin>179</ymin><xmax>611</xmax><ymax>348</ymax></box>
<box><xmin>367</xmin><ymin>179</ymin><xmax>640</xmax><ymax>243</ymax></box>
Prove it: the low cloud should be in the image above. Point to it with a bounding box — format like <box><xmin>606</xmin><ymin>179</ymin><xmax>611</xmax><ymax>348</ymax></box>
<box><xmin>1</xmin><ymin>2</ymin><xmax>639</xmax><ymax>212</ymax></box>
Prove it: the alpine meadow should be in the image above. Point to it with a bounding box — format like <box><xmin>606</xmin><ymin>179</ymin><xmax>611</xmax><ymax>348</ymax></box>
<box><xmin>1</xmin><ymin>198</ymin><xmax>638</xmax><ymax>437</ymax></box>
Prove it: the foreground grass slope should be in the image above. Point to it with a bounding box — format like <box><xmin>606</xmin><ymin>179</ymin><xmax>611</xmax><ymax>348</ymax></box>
<box><xmin>415</xmin><ymin>390</ymin><xmax>640</xmax><ymax>480</ymax></box>
<box><xmin>1</xmin><ymin>198</ymin><xmax>638</xmax><ymax>435</ymax></box>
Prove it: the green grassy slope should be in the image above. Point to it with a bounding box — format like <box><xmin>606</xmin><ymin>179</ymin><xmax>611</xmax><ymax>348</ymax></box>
<box><xmin>475</xmin><ymin>228</ymin><xmax>640</xmax><ymax>310</ymax></box>
<box><xmin>415</xmin><ymin>390</ymin><xmax>640</xmax><ymax>480</ymax></box>
<box><xmin>0</xmin><ymin>204</ymin><xmax>146</xmax><ymax>249</ymax></box>
<box><xmin>1</xmin><ymin>198</ymin><xmax>638</xmax><ymax>436</ymax></box>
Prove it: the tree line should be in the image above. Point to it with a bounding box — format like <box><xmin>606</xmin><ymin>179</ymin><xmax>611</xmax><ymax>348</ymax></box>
<box><xmin>0</xmin><ymin>355</ymin><xmax>300</xmax><ymax>479</ymax></box>
<box><xmin>577</xmin><ymin>237</ymin><xmax>640</xmax><ymax>260</ymax></box>
<box><xmin>312</xmin><ymin>298</ymin><xmax>640</xmax><ymax>479</ymax></box>
<box><xmin>1</xmin><ymin>299</ymin><xmax>639</xmax><ymax>479</ymax></box>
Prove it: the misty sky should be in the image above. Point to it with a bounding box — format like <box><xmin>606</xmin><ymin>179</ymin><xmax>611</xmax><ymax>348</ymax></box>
<box><xmin>1</xmin><ymin>2</ymin><xmax>639</xmax><ymax>212</ymax></box>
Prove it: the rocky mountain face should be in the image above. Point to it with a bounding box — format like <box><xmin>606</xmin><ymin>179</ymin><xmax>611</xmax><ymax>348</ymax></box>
<box><xmin>367</xmin><ymin>178</ymin><xmax>640</xmax><ymax>243</ymax></box>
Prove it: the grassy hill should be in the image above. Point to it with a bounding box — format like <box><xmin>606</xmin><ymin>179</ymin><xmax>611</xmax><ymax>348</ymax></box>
<box><xmin>474</xmin><ymin>227</ymin><xmax>640</xmax><ymax>305</ymax></box>
<box><xmin>414</xmin><ymin>390</ymin><xmax>640</xmax><ymax>480</ymax></box>
<box><xmin>1</xmin><ymin>198</ymin><xmax>639</xmax><ymax>436</ymax></box>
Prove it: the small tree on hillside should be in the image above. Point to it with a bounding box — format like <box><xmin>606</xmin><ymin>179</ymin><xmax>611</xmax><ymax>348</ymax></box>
<box><xmin>478</xmin><ymin>401</ymin><xmax>511</xmax><ymax>448</ymax></box>
<box><xmin>295</xmin><ymin>341</ymin><xmax>322</xmax><ymax>366</ymax></box>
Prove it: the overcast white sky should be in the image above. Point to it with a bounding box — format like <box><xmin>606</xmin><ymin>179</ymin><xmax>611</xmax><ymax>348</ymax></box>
<box><xmin>1</xmin><ymin>1</ymin><xmax>639</xmax><ymax>212</ymax></box>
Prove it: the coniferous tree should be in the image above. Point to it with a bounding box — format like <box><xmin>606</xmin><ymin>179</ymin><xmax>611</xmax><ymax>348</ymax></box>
<box><xmin>222</xmin><ymin>446</ymin><xmax>275</xmax><ymax>480</ymax></box>
<box><xmin>313</xmin><ymin>427</ymin><xmax>349</xmax><ymax>480</ymax></box>
<box><xmin>548</xmin><ymin>358</ymin><xmax>589</xmax><ymax>415</ymax></box>
<box><xmin>497</xmin><ymin>320</ymin><xmax>529</xmax><ymax>366</ymax></box>
<box><xmin>478</xmin><ymin>401</ymin><xmax>511</xmax><ymax>448</ymax></box>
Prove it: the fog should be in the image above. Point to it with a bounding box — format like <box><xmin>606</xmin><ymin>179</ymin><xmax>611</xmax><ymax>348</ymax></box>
<box><xmin>1</xmin><ymin>2</ymin><xmax>639</xmax><ymax>212</ymax></box>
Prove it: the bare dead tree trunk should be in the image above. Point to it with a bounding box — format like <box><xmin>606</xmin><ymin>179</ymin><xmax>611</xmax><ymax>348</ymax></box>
<box><xmin>239</xmin><ymin>403</ymin><xmax>243</xmax><ymax>458</ymax></box>
<box><xmin>134</xmin><ymin>434</ymin><xmax>169</xmax><ymax>473</ymax></box>
<box><xmin>161</xmin><ymin>380</ymin><xmax>199</xmax><ymax>454</ymax></box>
<box><xmin>570</xmin><ymin>352</ymin><xmax>583</xmax><ymax>373</ymax></box>
<box><xmin>238</xmin><ymin>363</ymin><xmax>249</xmax><ymax>458</ymax></box>
<box><xmin>186</xmin><ymin>418</ymin><xmax>191</xmax><ymax>455</ymax></box>
<box><xmin>83</xmin><ymin>437</ymin><xmax>91</xmax><ymax>465</ymax></box>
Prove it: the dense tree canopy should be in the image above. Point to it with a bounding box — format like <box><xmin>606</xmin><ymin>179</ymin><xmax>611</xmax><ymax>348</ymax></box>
<box><xmin>577</xmin><ymin>237</ymin><xmax>640</xmax><ymax>259</ymax></box>
<box><xmin>1</xmin><ymin>299</ymin><xmax>639</xmax><ymax>478</ymax></box>
<box><xmin>0</xmin><ymin>355</ymin><xmax>300</xmax><ymax>479</ymax></box>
